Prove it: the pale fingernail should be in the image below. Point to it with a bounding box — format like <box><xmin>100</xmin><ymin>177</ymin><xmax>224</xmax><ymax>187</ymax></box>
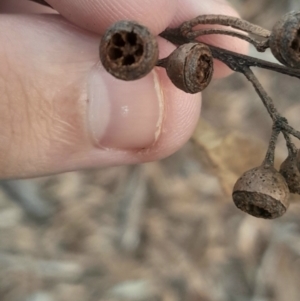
<box><xmin>87</xmin><ymin>63</ymin><xmax>164</xmax><ymax>150</ymax></box>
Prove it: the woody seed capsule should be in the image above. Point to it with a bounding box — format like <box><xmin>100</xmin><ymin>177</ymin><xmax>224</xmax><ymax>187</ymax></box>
<box><xmin>100</xmin><ymin>20</ymin><xmax>158</xmax><ymax>80</ymax></box>
<box><xmin>165</xmin><ymin>43</ymin><xmax>214</xmax><ymax>94</ymax></box>
<box><xmin>232</xmin><ymin>165</ymin><xmax>290</xmax><ymax>219</ymax></box>
<box><xmin>270</xmin><ymin>11</ymin><xmax>300</xmax><ymax>68</ymax></box>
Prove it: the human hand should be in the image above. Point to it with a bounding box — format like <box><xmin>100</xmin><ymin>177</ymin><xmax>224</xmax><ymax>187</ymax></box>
<box><xmin>0</xmin><ymin>0</ymin><xmax>247</xmax><ymax>179</ymax></box>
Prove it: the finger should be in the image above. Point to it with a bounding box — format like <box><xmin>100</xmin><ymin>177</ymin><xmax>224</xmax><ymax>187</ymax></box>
<box><xmin>0</xmin><ymin>0</ymin><xmax>54</xmax><ymax>13</ymax></box>
<box><xmin>46</xmin><ymin>0</ymin><xmax>178</xmax><ymax>35</ymax></box>
<box><xmin>0</xmin><ymin>15</ymin><xmax>200</xmax><ymax>179</ymax></box>
<box><xmin>170</xmin><ymin>0</ymin><xmax>249</xmax><ymax>78</ymax></box>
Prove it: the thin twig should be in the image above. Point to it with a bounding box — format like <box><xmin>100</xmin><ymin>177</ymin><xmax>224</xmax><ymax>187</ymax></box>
<box><xmin>160</xmin><ymin>28</ymin><xmax>300</xmax><ymax>80</ymax></box>
<box><xmin>280</xmin><ymin>122</ymin><xmax>300</xmax><ymax>140</ymax></box>
<box><xmin>282</xmin><ymin>131</ymin><xmax>297</xmax><ymax>154</ymax></box>
<box><xmin>27</xmin><ymin>0</ymin><xmax>53</xmax><ymax>8</ymax></box>
<box><xmin>216</xmin><ymin>62</ymin><xmax>300</xmax><ymax>145</ymax></box>
<box><xmin>207</xmin><ymin>44</ymin><xmax>300</xmax><ymax>80</ymax></box>
<box><xmin>263</xmin><ymin>123</ymin><xmax>281</xmax><ymax>167</ymax></box>
<box><xmin>156</xmin><ymin>57</ymin><xmax>168</xmax><ymax>68</ymax></box>
<box><xmin>186</xmin><ymin>29</ymin><xmax>269</xmax><ymax>52</ymax></box>
<box><xmin>180</xmin><ymin>14</ymin><xmax>271</xmax><ymax>38</ymax></box>
<box><xmin>241</xmin><ymin>67</ymin><xmax>279</xmax><ymax>121</ymax></box>
<box><xmin>236</xmin><ymin>67</ymin><xmax>300</xmax><ymax>141</ymax></box>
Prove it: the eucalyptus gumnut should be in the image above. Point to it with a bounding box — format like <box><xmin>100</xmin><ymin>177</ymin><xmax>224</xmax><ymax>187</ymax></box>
<box><xmin>232</xmin><ymin>165</ymin><xmax>290</xmax><ymax>219</ymax></box>
<box><xmin>165</xmin><ymin>43</ymin><xmax>214</xmax><ymax>94</ymax></box>
<box><xmin>270</xmin><ymin>11</ymin><xmax>300</xmax><ymax>68</ymax></box>
<box><xmin>99</xmin><ymin>20</ymin><xmax>158</xmax><ymax>80</ymax></box>
<box><xmin>280</xmin><ymin>149</ymin><xmax>300</xmax><ymax>194</ymax></box>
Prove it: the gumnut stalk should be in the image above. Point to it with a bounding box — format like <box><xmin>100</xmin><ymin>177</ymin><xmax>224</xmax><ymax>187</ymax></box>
<box><xmin>158</xmin><ymin>43</ymin><xmax>214</xmax><ymax>94</ymax></box>
<box><xmin>280</xmin><ymin>148</ymin><xmax>300</xmax><ymax>194</ymax></box>
<box><xmin>100</xmin><ymin>20</ymin><xmax>158</xmax><ymax>80</ymax></box>
<box><xmin>270</xmin><ymin>11</ymin><xmax>300</xmax><ymax>68</ymax></box>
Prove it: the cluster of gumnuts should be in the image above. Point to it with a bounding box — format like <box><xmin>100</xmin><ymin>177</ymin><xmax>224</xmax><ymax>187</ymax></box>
<box><xmin>99</xmin><ymin>12</ymin><xmax>300</xmax><ymax>219</ymax></box>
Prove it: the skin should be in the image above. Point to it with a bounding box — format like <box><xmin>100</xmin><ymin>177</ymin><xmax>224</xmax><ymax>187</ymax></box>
<box><xmin>0</xmin><ymin>0</ymin><xmax>247</xmax><ymax>179</ymax></box>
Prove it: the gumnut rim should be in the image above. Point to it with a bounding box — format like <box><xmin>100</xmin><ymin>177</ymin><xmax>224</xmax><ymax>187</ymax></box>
<box><xmin>99</xmin><ymin>20</ymin><xmax>159</xmax><ymax>81</ymax></box>
<box><xmin>164</xmin><ymin>43</ymin><xmax>214</xmax><ymax>94</ymax></box>
<box><xmin>232</xmin><ymin>165</ymin><xmax>290</xmax><ymax>219</ymax></box>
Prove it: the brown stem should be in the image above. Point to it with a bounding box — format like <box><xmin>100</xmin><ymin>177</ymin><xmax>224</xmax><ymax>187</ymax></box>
<box><xmin>207</xmin><ymin>44</ymin><xmax>300</xmax><ymax>80</ymax></box>
<box><xmin>156</xmin><ymin>57</ymin><xmax>168</xmax><ymax>68</ymax></box>
<box><xmin>241</xmin><ymin>67</ymin><xmax>279</xmax><ymax>121</ymax></box>
<box><xmin>186</xmin><ymin>29</ymin><xmax>269</xmax><ymax>52</ymax></box>
<box><xmin>230</xmin><ymin>66</ymin><xmax>300</xmax><ymax>149</ymax></box>
<box><xmin>282</xmin><ymin>131</ymin><xmax>297</xmax><ymax>155</ymax></box>
<box><xmin>229</xmin><ymin>66</ymin><xmax>300</xmax><ymax>146</ymax></box>
<box><xmin>27</xmin><ymin>0</ymin><xmax>52</xmax><ymax>8</ymax></box>
<box><xmin>280</xmin><ymin>123</ymin><xmax>300</xmax><ymax>140</ymax></box>
<box><xmin>160</xmin><ymin>28</ymin><xmax>300</xmax><ymax>80</ymax></box>
<box><xmin>263</xmin><ymin>123</ymin><xmax>280</xmax><ymax>167</ymax></box>
<box><xmin>180</xmin><ymin>14</ymin><xmax>271</xmax><ymax>38</ymax></box>
<box><xmin>160</xmin><ymin>27</ymin><xmax>190</xmax><ymax>45</ymax></box>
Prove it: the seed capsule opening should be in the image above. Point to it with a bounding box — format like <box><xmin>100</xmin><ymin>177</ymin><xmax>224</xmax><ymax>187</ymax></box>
<box><xmin>290</xmin><ymin>29</ymin><xmax>300</xmax><ymax>51</ymax></box>
<box><xmin>233</xmin><ymin>191</ymin><xmax>285</xmax><ymax>219</ymax></box>
<box><xmin>112</xmin><ymin>33</ymin><xmax>125</xmax><ymax>47</ymax></box>
<box><xmin>106</xmin><ymin>30</ymin><xmax>145</xmax><ymax>67</ymax></box>
<box><xmin>100</xmin><ymin>21</ymin><xmax>158</xmax><ymax>80</ymax></box>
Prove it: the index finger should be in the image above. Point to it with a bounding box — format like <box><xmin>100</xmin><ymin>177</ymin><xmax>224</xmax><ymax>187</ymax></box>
<box><xmin>45</xmin><ymin>0</ymin><xmax>178</xmax><ymax>35</ymax></box>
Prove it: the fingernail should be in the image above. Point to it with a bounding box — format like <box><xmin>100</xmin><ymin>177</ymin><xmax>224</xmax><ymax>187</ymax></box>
<box><xmin>87</xmin><ymin>62</ymin><xmax>164</xmax><ymax>150</ymax></box>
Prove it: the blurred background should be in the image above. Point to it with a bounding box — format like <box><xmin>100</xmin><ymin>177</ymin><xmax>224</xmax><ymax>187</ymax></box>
<box><xmin>1</xmin><ymin>0</ymin><xmax>300</xmax><ymax>300</ymax></box>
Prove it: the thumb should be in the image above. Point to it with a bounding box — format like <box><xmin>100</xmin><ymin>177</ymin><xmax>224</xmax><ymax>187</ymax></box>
<box><xmin>0</xmin><ymin>15</ymin><xmax>201</xmax><ymax>179</ymax></box>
